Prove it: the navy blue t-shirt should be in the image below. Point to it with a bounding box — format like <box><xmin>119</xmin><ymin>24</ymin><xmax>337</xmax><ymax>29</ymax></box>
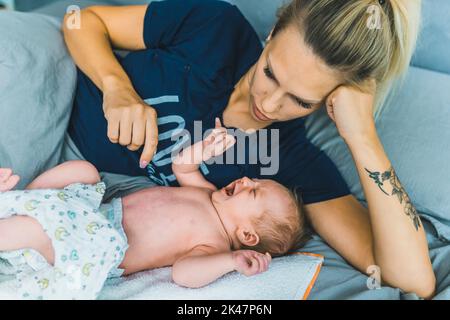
<box><xmin>68</xmin><ymin>0</ymin><xmax>351</xmax><ymax>205</ymax></box>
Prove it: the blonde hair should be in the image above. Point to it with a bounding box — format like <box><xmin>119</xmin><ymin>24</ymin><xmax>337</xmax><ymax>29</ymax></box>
<box><xmin>241</xmin><ymin>187</ymin><xmax>311</xmax><ymax>257</ymax></box>
<box><xmin>271</xmin><ymin>0</ymin><xmax>422</xmax><ymax>116</ymax></box>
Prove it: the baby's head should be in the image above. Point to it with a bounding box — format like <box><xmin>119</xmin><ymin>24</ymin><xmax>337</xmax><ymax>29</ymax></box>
<box><xmin>212</xmin><ymin>177</ymin><xmax>310</xmax><ymax>257</ymax></box>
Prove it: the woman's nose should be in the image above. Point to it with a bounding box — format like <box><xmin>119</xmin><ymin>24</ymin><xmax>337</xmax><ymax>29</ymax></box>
<box><xmin>261</xmin><ymin>90</ymin><xmax>283</xmax><ymax>113</ymax></box>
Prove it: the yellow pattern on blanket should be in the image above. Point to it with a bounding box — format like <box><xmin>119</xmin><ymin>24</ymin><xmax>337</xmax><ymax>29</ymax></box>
<box><xmin>0</xmin><ymin>182</ymin><xmax>128</xmax><ymax>300</ymax></box>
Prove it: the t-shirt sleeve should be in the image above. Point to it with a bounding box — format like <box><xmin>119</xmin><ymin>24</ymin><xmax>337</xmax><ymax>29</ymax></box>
<box><xmin>296</xmin><ymin>147</ymin><xmax>351</xmax><ymax>205</ymax></box>
<box><xmin>144</xmin><ymin>0</ymin><xmax>236</xmax><ymax>49</ymax></box>
<box><xmin>143</xmin><ymin>0</ymin><xmax>262</xmax><ymax>84</ymax></box>
<box><xmin>278</xmin><ymin>133</ymin><xmax>351</xmax><ymax>205</ymax></box>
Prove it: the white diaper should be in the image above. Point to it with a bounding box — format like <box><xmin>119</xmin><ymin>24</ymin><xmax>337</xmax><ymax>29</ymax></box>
<box><xmin>0</xmin><ymin>182</ymin><xmax>128</xmax><ymax>300</ymax></box>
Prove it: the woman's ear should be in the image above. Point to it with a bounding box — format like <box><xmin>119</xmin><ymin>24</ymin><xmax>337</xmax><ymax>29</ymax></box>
<box><xmin>236</xmin><ymin>228</ymin><xmax>260</xmax><ymax>247</ymax></box>
<box><xmin>325</xmin><ymin>91</ymin><xmax>337</xmax><ymax>123</ymax></box>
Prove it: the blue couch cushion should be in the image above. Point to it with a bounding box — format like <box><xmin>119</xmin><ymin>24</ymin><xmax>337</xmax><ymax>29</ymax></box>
<box><xmin>411</xmin><ymin>0</ymin><xmax>450</xmax><ymax>75</ymax></box>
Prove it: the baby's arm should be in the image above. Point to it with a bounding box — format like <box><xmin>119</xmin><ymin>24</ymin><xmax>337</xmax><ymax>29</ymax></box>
<box><xmin>172</xmin><ymin>118</ymin><xmax>235</xmax><ymax>191</ymax></box>
<box><xmin>172</xmin><ymin>246</ymin><xmax>271</xmax><ymax>288</ymax></box>
<box><xmin>26</xmin><ymin>160</ymin><xmax>100</xmax><ymax>189</ymax></box>
<box><xmin>0</xmin><ymin>160</ymin><xmax>100</xmax><ymax>192</ymax></box>
<box><xmin>26</xmin><ymin>160</ymin><xmax>100</xmax><ymax>190</ymax></box>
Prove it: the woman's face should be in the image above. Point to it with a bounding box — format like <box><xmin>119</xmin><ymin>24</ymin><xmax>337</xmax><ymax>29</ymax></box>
<box><xmin>248</xmin><ymin>25</ymin><xmax>342</xmax><ymax>123</ymax></box>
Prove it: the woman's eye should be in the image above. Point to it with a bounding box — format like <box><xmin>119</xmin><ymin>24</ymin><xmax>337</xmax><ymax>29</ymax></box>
<box><xmin>294</xmin><ymin>98</ymin><xmax>313</xmax><ymax>110</ymax></box>
<box><xmin>263</xmin><ymin>66</ymin><xmax>276</xmax><ymax>80</ymax></box>
<box><xmin>264</xmin><ymin>65</ymin><xmax>313</xmax><ymax>110</ymax></box>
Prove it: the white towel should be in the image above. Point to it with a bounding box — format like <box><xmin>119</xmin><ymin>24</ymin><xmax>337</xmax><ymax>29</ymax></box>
<box><xmin>1</xmin><ymin>252</ymin><xmax>323</xmax><ymax>300</ymax></box>
<box><xmin>98</xmin><ymin>252</ymin><xmax>324</xmax><ymax>300</ymax></box>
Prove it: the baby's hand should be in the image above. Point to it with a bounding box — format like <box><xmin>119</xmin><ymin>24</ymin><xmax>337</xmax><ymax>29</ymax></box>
<box><xmin>202</xmin><ymin>118</ymin><xmax>236</xmax><ymax>162</ymax></box>
<box><xmin>0</xmin><ymin>168</ymin><xmax>20</xmax><ymax>192</ymax></box>
<box><xmin>232</xmin><ymin>250</ymin><xmax>272</xmax><ymax>277</ymax></box>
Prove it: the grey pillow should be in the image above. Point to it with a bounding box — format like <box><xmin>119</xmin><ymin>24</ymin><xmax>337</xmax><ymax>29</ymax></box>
<box><xmin>0</xmin><ymin>11</ymin><xmax>76</xmax><ymax>189</ymax></box>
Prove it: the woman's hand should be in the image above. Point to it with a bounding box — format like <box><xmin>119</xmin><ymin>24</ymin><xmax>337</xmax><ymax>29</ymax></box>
<box><xmin>325</xmin><ymin>80</ymin><xmax>378</xmax><ymax>146</ymax></box>
<box><xmin>232</xmin><ymin>250</ymin><xmax>272</xmax><ymax>277</ymax></box>
<box><xmin>102</xmin><ymin>78</ymin><xmax>159</xmax><ymax>168</ymax></box>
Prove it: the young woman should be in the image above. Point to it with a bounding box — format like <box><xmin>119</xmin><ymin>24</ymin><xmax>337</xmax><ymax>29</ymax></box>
<box><xmin>63</xmin><ymin>0</ymin><xmax>435</xmax><ymax>298</ymax></box>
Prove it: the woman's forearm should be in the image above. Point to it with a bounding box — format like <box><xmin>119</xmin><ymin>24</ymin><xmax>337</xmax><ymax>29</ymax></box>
<box><xmin>346</xmin><ymin>132</ymin><xmax>435</xmax><ymax>298</ymax></box>
<box><xmin>62</xmin><ymin>9</ymin><xmax>133</xmax><ymax>91</ymax></box>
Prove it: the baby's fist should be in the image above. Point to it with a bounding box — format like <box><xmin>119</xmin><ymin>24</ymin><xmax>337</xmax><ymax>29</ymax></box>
<box><xmin>0</xmin><ymin>168</ymin><xmax>20</xmax><ymax>192</ymax></box>
<box><xmin>202</xmin><ymin>118</ymin><xmax>236</xmax><ymax>161</ymax></box>
<box><xmin>232</xmin><ymin>250</ymin><xmax>271</xmax><ymax>277</ymax></box>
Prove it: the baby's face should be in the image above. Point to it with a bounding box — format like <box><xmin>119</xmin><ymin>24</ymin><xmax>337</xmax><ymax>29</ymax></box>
<box><xmin>212</xmin><ymin>177</ymin><xmax>290</xmax><ymax>226</ymax></box>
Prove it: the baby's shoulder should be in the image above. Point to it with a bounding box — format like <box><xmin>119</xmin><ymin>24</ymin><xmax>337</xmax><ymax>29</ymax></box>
<box><xmin>187</xmin><ymin>241</ymin><xmax>230</xmax><ymax>257</ymax></box>
<box><xmin>193</xmin><ymin>233</ymin><xmax>231</xmax><ymax>255</ymax></box>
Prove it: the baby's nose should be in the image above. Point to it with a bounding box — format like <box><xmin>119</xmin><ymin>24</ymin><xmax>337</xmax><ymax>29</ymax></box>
<box><xmin>241</xmin><ymin>176</ymin><xmax>254</xmax><ymax>186</ymax></box>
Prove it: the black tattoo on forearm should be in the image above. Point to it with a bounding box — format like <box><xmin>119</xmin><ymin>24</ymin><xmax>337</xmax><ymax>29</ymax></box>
<box><xmin>365</xmin><ymin>167</ymin><xmax>421</xmax><ymax>231</ymax></box>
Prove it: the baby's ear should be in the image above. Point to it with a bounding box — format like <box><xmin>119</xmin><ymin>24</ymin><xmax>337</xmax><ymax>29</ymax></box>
<box><xmin>236</xmin><ymin>228</ymin><xmax>260</xmax><ymax>247</ymax></box>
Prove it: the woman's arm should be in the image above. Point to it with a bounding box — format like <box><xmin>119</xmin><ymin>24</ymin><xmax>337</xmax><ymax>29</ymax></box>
<box><xmin>347</xmin><ymin>131</ymin><xmax>435</xmax><ymax>298</ymax></box>
<box><xmin>62</xmin><ymin>5</ymin><xmax>158</xmax><ymax>166</ymax></box>
<box><xmin>308</xmin><ymin>84</ymin><xmax>435</xmax><ymax>299</ymax></box>
<box><xmin>62</xmin><ymin>5</ymin><xmax>147</xmax><ymax>90</ymax></box>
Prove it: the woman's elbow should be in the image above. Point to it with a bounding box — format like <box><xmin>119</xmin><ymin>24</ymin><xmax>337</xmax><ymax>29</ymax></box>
<box><xmin>414</xmin><ymin>275</ymin><xmax>436</xmax><ymax>300</ymax></box>
<box><xmin>389</xmin><ymin>272</ymin><xmax>436</xmax><ymax>300</ymax></box>
<box><xmin>62</xmin><ymin>7</ymin><xmax>97</xmax><ymax>34</ymax></box>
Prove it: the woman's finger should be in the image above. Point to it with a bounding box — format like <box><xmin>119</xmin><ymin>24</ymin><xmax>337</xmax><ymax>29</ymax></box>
<box><xmin>118</xmin><ymin>118</ymin><xmax>132</xmax><ymax>147</ymax></box>
<box><xmin>140</xmin><ymin>112</ymin><xmax>159</xmax><ymax>167</ymax></box>
<box><xmin>128</xmin><ymin>118</ymin><xmax>145</xmax><ymax>151</ymax></box>
<box><xmin>107</xmin><ymin>117</ymin><xmax>120</xmax><ymax>144</ymax></box>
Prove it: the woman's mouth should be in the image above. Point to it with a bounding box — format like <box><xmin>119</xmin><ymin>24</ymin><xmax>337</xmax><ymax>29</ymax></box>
<box><xmin>251</xmin><ymin>98</ymin><xmax>273</xmax><ymax>122</ymax></box>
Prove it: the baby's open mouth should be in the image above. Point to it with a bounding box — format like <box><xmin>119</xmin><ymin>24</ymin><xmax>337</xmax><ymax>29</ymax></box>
<box><xmin>224</xmin><ymin>181</ymin><xmax>237</xmax><ymax>196</ymax></box>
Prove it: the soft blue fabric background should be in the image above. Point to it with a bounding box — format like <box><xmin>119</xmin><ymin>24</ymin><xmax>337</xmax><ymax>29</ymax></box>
<box><xmin>27</xmin><ymin>0</ymin><xmax>450</xmax><ymax>74</ymax></box>
<box><xmin>0</xmin><ymin>11</ymin><xmax>76</xmax><ymax>189</ymax></box>
<box><xmin>1</xmin><ymin>0</ymin><xmax>449</xmax><ymax>300</ymax></box>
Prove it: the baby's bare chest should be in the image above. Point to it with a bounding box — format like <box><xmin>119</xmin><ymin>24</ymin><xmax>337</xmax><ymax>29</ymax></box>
<box><xmin>119</xmin><ymin>187</ymin><xmax>223</xmax><ymax>269</ymax></box>
<box><xmin>121</xmin><ymin>187</ymin><xmax>217</xmax><ymax>242</ymax></box>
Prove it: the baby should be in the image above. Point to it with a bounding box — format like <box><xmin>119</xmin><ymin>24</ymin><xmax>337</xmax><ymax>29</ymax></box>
<box><xmin>0</xmin><ymin>118</ymin><xmax>309</xmax><ymax>290</ymax></box>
